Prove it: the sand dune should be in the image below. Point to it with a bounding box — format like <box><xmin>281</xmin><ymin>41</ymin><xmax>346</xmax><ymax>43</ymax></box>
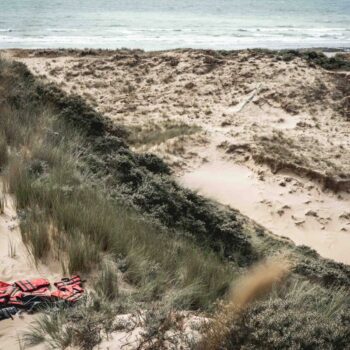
<box><xmin>7</xmin><ymin>48</ymin><xmax>350</xmax><ymax>264</ymax></box>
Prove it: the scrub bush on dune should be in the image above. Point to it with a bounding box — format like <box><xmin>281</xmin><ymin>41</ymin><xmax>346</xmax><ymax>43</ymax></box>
<box><xmin>219</xmin><ymin>282</ymin><xmax>350</xmax><ymax>349</ymax></box>
<box><xmin>252</xmin><ymin>49</ymin><xmax>350</xmax><ymax>71</ymax></box>
<box><xmin>200</xmin><ymin>261</ymin><xmax>350</xmax><ymax>350</ymax></box>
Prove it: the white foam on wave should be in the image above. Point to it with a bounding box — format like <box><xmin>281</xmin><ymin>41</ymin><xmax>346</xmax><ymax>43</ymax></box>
<box><xmin>1</xmin><ymin>37</ymin><xmax>350</xmax><ymax>51</ymax></box>
<box><xmin>1</xmin><ymin>26</ymin><xmax>350</xmax><ymax>50</ymax></box>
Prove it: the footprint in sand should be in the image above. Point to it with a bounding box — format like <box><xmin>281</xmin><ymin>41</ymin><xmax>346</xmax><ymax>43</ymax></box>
<box><xmin>291</xmin><ymin>215</ymin><xmax>305</xmax><ymax>226</ymax></box>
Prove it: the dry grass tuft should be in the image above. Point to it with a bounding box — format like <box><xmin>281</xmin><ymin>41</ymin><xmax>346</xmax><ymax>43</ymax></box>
<box><xmin>128</xmin><ymin>121</ymin><xmax>201</xmax><ymax>148</ymax></box>
<box><xmin>228</xmin><ymin>255</ymin><xmax>291</xmax><ymax>310</ymax></box>
<box><xmin>198</xmin><ymin>255</ymin><xmax>291</xmax><ymax>350</ymax></box>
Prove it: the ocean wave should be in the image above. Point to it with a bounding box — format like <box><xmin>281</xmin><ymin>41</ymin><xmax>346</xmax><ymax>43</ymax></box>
<box><xmin>1</xmin><ymin>29</ymin><xmax>350</xmax><ymax>50</ymax></box>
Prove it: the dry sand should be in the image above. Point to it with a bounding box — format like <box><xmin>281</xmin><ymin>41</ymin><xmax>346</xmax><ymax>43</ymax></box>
<box><xmin>0</xmin><ymin>189</ymin><xmax>59</xmax><ymax>350</ymax></box>
<box><xmin>3</xmin><ymin>49</ymin><xmax>350</xmax><ymax>265</ymax></box>
<box><xmin>97</xmin><ymin>312</ymin><xmax>203</xmax><ymax>350</ymax></box>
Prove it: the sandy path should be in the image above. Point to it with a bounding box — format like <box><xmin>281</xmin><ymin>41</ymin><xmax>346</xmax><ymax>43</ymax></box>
<box><xmin>0</xmin><ymin>191</ymin><xmax>60</xmax><ymax>350</ymax></box>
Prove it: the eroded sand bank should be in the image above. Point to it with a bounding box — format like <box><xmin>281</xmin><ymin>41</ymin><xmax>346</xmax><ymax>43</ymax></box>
<box><xmin>181</xmin><ymin>156</ymin><xmax>350</xmax><ymax>264</ymax></box>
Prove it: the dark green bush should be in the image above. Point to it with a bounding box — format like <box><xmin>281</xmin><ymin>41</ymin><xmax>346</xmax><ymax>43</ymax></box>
<box><xmin>137</xmin><ymin>153</ymin><xmax>171</xmax><ymax>175</ymax></box>
<box><xmin>224</xmin><ymin>299</ymin><xmax>349</xmax><ymax>349</ymax></box>
<box><xmin>218</xmin><ymin>281</ymin><xmax>350</xmax><ymax>350</ymax></box>
<box><xmin>277</xmin><ymin>50</ymin><xmax>350</xmax><ymax>71</ymax></box>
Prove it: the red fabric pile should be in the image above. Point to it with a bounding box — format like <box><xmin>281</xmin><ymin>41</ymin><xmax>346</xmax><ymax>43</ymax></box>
<box><xmin>0</xmin><ymin>276</ymin><xmax>84</xmax><ymax>310</ymax></box>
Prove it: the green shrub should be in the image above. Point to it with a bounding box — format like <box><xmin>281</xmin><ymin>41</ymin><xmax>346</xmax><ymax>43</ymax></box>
<box><xmin>295</xmin><ymin>246</ymin><xmax>350</xmax><ymax>287</ymax></box>
<box><xmin>223</xmin><ymin>299</ymin><xmax>349</xmax><ymax>349</ymax></box>
<box><xmin>213</xmin><ymin>281</ymin><xmax>350</xmax><ymax>349</ymax></box>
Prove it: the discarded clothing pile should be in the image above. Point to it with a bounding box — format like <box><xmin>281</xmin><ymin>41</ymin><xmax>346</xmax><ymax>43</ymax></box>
<box><xmin>0</xmin><ymin>276</ymin><xmax>84</xmax><ymax>321</ymax></box>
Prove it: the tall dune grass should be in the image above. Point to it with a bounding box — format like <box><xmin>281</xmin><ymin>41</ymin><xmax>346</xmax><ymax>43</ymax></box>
<box><xmin>0</xmin><ymin>58</ymin><xmax>234</xmax><ymax>310</ymax></box>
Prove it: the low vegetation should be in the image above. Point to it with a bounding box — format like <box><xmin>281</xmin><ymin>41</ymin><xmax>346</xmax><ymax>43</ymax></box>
<box><xmin>248</xmin><ymin>48</ymin><xmax>350</xmax><ymax>71</ymax></box>
<box><xmin>127</xmin><ymin>120</ymin><xmax>201</xmax><ymax>148</ymax></box>
<box><xmin>199</xmin><ymin>256</ymin><xmax>292</xmax><ymax>349</ymax></box>
<box><xmin>23</xmin><ymin>294</ymin><xmax>120</xmax><ymax>350</ymax></box>
<box><xmin>205</xmin><ymin>279</ymin><xmax>350</xmax><ymax>349</ymax></box>
<box><xmin>290</xmin><ymin>51</ymin><xmax>350</xmax><ymax>71</ymax></box>
<box><xmin>1</xmin><ymin>56</ymin><xmax>350</xmax><ymax>349</ymax></box>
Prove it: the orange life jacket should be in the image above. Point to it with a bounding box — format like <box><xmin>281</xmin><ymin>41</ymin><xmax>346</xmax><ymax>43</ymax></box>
<box><xmin>14</xmin><ymin>278</ymin><xmax>50</xmax><ymax>292</ymax></box>
<box><xmin>51</xmin><ymin>288</ymin><xmax>83</xmax><ymax>303</ymax></box>
<box><xmin>0</xmin><ymin>276</ymin><xmax>84</xmax><ymax>310</ymax></box>
<box><xmin>0</xmin><ymin>284</ymin><xmax>16</xmax><ymax>306</ymax></box>
<box><xmin>52</xmin><ymin>276</ymin><xmax>84</xmax><ymax>303</ymax></box>
<box><xmin>54</xmin><ymin>276</ymin><xmax>82</xmax><ymax>290</ymax></box>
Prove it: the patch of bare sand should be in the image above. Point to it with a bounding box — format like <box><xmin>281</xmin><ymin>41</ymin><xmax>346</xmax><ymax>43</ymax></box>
<box><xmin>97</xmin><ymin>312</ymin><xmax>204</xmax><ymax>350</ymax></box>
<box><xmin>7</xmin><ymin>49</ymin><xmax>350</xmax><ymax>264</ymax></box>
<box><xmin>0</xmin><ymin>191</ymin><xmax>61</xmax><ymax>350</ymax></box>
<box><xmin>181</xmin><ymin>150</ymin><xmax>350</xmax><ymax>264</ymax></box>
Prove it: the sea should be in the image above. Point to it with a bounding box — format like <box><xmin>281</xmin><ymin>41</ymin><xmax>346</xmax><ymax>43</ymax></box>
<box><xmin>0</xmin><ymin>0</ymin><xmax>349</xmax><ymax>50</ymax></box>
